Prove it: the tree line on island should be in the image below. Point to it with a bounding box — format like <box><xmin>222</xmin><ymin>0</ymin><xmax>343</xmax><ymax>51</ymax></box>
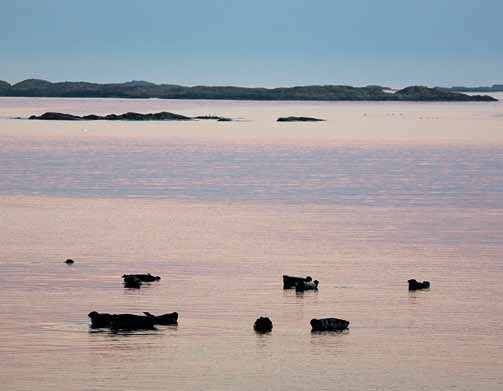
<box><xmin>0</xmin><ymin>79</ymin><xmax>497</xmax><ymax>101</ymax></box>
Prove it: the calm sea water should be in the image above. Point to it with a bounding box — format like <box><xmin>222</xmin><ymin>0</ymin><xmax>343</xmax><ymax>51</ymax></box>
<box><xmin>1</xmin><ymin>97</ymin><xmax>503</xmax><ymax>390</ymax></box>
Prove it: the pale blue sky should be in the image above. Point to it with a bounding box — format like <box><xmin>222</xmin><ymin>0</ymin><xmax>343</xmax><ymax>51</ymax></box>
<box><xmin>1</xmin><ymin>0</ymin><xmax>502</xmax><ymax>86</ymax></box>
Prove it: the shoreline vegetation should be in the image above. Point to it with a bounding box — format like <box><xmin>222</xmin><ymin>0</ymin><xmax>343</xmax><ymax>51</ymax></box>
<box><xmin>0</xmin><ymin>79</ymin><xmax>497</xmax><ymax>102</ymax></box>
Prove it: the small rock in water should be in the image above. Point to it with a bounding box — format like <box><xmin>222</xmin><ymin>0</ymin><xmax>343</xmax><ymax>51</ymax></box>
<box><xmin>65</xmin><ymin>259</ymin><xmax>74</xmax><ymax>265</ymax></box>
<box><xmin>254</xmin><ymin>317</ymin><xmax>273</xmax><ymax>333</ymax></box>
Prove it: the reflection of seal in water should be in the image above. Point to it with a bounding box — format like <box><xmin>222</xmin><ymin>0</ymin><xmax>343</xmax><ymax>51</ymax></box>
<box><xmin>310</xmin><ymin>318</ymin><xmax>349</xmax><ymax>332</ymax></box>
<box><xmin>254</xmin><ymin>317</ymin><xmax>273</xmax><ymax>333</ymax></box>
<box><xmin>88</xmin><ymin>311</ymin><xmax>156</xmax><ymax>330</ymax></box>
<box><xmin>65</xmin><ymin>259</ymin><xmax>74</xmax><ymax>264</ymax></box>
<box><xmin>122</xmin><ymin>273</ymin><xmax>161</xmax><ymax>282</ymax></box>
<box><xmin>408</xmin><ymin>279</ymin><xmax>430</xmax><ymax>291</ymax></box>
<box><xmin>123</xmin><ymin>275</ymin><xmax>142</xmax><ymax>288</ymax></box>
<box><xmin>143</xmin><ymin>312</ymin><xmax>178</xmax><ymax>325</ymax></box>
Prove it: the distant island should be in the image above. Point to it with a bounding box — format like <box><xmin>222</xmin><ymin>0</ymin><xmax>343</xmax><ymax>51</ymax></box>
<box><xmin>442</xmin><ymin>84</ymin><xmax>503</xmax><ymax>93</ymax></box>
<box><xmin>0</xmin><ymin>79</ymin><xmax>497</xmax><ymax>102</ymax></box>
<box><xmin>277</xmin><ymin>116</ymin><xmax>325</xmax><ymax>122</ymax></box>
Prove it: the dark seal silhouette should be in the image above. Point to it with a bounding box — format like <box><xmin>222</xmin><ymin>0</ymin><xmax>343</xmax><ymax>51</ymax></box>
<box><xmin>408</xmin><ymin>279</ymin><xmax>430</xmax><ymax>291</ymax></box>
<box><xmin>122</xmin><ymin>273</ymin><xmax>161</xmax><ymax>282</ymax></box>
<box><xmin>88</xmin><ymin>311</ymin><xmax>156</xmax><ymax>330</ymax></box>
<box><xmin>295</xmin><ymin>278</ymin><xmax>319</xmax><ymax>292</ymax></box>
<box><xmin>65</xmin><ymin>259</ymin><xmax>74</xmax><ymax>264</ymax></box>
<box><xmin>88</xmin><ymin>311</ymin><xmax>113</xmax><ymax>328</ymax></box>
<box><xmin>254</xmin><ymin>317</ymin><xmax>273</xmax><ymax>333</ymax></box>
<box><xmin>143</xmin><ymin>311</ymin><xmax>178</xmax><ymax>325</ymax></box>
<box><xmin>310</xmin><ymin>318</ymin><xmax>349</xmax><ymax>332</ymax></box>
<box><xmin>283</xmin><ymin>275</ymin><xmax>315</xmax><ymax>289</ymax></box>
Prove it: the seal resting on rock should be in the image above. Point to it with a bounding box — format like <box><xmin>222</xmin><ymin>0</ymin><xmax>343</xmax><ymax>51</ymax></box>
<box><xmin>123</xmin><ymin>275</ymin><xmax>142</xmax><ymax>288</ymax></box>
<box><xmin>295</xmin><ymin>278</ymin><xmax>319</xmax><ymax>292</ymax></box>
<box><xmin>143</xmin><ymin>312</ymin><xmax>178</xmax><ymax>325</ymax></box>
<box><xmin>283</xmin><ymin>275</ymin><xmax>315</xmax><ymax>289</ymax></box>
<box><xmin>254</xmin><ymin>317</ymin><xmax>273</xmax><ymax>333</ymax></box>
<box><xmin>408</xmin><ymin>279</ymin><xmax>430</xmax><ymax>290</ymax></box>
<box><xmin>310</xmin><ymin>318</ymin><xmax>349</xmax><ymax>332</ymax></box>
<box><xmin>65</xmin><ymin>259</ymin><xmax>74</xmax><ymax>264</ymax></box>
<box><xmin>122</xmin><ymin>273</ymin><xmax>161</xmax><ymax>282</ymax></box>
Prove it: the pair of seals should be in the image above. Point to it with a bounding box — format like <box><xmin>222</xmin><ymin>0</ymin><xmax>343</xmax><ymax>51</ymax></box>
<box><xmin>252</xmin><ymin>317</ymin><xmax>349</xmax><ymax>333</ymax></box>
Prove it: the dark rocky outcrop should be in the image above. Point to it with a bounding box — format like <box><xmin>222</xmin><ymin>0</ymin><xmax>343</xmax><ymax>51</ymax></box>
<box><xmin>443</xmin><ymin>84</ymin><xmax>503</xmax><ymax>93</ymax></box>
<box><xmin>0</xmin><ymin>80</ymin><xmax>11</xmax><ymax>91</ymax></box>
<box><xmin>30</xmin><ymin>112</ymin><xmax>81</xmax><ymax>120</ymax></box>
<box><xmin>395</xmin><ymin>86</ymin><xmax>496</xmax><ymax>102</ymax></box>
<box><xmin>408</xmin><ymin>279</ymin><xmax>430</xmax><ymax>291</ymax></box>
<box><xmin>64</xmin><ymin>259</ymin><xmax>74</xmax><ymax>264</ymax></box>
<box><xmin>143</xmin><ymin>311</ymin><xmax>178</xmax><ymax>325</ymax></box>
<box><xmin>310</xmin><ymin>318</ymin><xmax>349</xmax><ymax>332</ymax></box>
<box><xmin>123</xmin><ymin>275</ymin><xmax>142</xmax><ymax>288</ymax></box>
<box><xmin>277</xmin><ymin>116</ymin><xmax>325</xmax><ymax>122</ymax></box>
<box><xmin>254</xmin><ymin>317</ymin><xmax>273</xmax><ymax>333</ymax></box>
<box><xmin>122</xmin><ymin>273</ymin><xmax>161</xmax><ymax>282</ymax></box>
<box><xmin>29</xmin><ymin>111</ymin><xmax>192</xmax><ymax>121</ymax></box>
<box><xmin>194</xmin><ymin>115</ymin><xmax>232</xmax><ymax>121</ymax></box>
<box><xmin>2</xmin><ymin>79</ymin><xmax>496</xmax><ymax>101</ymax></box>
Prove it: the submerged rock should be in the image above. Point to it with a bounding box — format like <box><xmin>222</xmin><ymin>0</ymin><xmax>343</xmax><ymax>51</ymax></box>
<box><xmin>408</xmin><ymin>279</ymin><xmax>430</xmax><ymax>291</ymax></box>
<box><xmin>277</xmin><ymin>116</ymin><xmax>325</xmax><ymax>122</ymax></box>
<box><xmin>310</xmin><ymin>318</ymin><xmax>349</xmax><ymax>332</ymax></box>
<box><xmin>254</xmin><ymin>317</ymin><xmax>273</xmax><ymax>333</ymax></box>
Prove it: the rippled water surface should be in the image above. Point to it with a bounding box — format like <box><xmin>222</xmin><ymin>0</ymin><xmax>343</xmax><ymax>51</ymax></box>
<box><xmin>1</xmin><ymin>97</ymin><xmax>503</xmax><ymax>390</ymax></box>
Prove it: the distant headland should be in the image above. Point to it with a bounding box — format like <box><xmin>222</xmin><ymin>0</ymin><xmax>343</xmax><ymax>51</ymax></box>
<box><xmin>0</xmin><ymin>79</ymin><xmax>497</xmax><ymax>102</ymax></box>
<box><xmin>442</xmin><ymin>84</ymin><xmax>503</xmax><ymax>93</ymax></box>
